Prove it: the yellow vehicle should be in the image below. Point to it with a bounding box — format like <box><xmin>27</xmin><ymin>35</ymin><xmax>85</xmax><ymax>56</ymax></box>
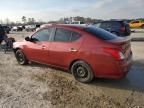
<box><xmin>129</xmin><ymin>20</ymin><xmax>144</xmax><ymax>28</ymax></box>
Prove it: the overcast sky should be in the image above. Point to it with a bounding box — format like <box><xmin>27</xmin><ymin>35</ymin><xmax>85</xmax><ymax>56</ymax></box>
<box><xmin>0</xmin><ymin>0</ymin><xmax>144</xmax><ymax>22</ymax></box>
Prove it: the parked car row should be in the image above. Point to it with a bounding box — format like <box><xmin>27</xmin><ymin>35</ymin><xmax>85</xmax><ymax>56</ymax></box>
<box><xmin>2</xmin><ymin>19</ymin><xmax>144</xmax><ymax>35</ymax></box>
<box><xmin>1</xmin><ymin>20</ymin><xmax>133</xmax><ymax>36</ymax></box>
<box><xmin>13</xmin><ymin>24</ymin><xmax>132</xmax><ymax>83</ymax></box>
<box><xmin>11</xmin><ymin>24</ymin><xmax>41</xmax><ymax>32</ymax></box>
<box><xmin>11</xmin><ymin>26</ymin><xmax>24</xmax><ymax>31</ymax></box>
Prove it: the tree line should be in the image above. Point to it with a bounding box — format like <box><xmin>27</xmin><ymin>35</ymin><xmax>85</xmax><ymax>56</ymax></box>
<box><xmin>0</xmin><ymin>16</ymin><xmax>144</xmax><ymax>26</ymax></box>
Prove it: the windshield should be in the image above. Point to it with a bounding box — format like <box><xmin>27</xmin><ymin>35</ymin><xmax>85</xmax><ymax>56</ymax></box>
<box><xmin>85</xmin><ymin>26</ymin><xmax>118</xmax><ymax>40</ymax></box>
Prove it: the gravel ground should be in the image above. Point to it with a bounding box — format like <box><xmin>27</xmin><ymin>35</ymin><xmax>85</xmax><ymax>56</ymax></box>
<box><xmin>0</xmin><ymin>31</ymin><xmax>144</xmax><ymax>108</ymax></box>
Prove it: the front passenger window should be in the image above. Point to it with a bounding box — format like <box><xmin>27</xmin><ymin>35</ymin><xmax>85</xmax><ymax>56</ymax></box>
<box><xmin>32</xmin><ymin>28</ymin><xmax>52</xmax><ymax>42</ymax></box>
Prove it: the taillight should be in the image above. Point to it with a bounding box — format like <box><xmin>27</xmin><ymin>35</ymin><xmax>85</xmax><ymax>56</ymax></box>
<box><xmin>120</xmin><ymin>27</ymin><xmax>125</xmax><ymax>32</ymax></box>
<box><xmin>103</xmin><ymin>48</ymin><xmax>125</xmax><ymax>60</ymax></box>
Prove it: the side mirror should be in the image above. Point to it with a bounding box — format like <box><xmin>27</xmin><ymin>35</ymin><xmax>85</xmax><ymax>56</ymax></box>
<box><xmin>25</xmin><ymin>37</ymin><xmax>31</xmax><ymax>41</ymax></box>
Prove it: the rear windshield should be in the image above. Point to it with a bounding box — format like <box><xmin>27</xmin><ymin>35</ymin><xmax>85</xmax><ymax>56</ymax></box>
<box><xmin>85</xmin><ymin>26</ymin><xmax>118</xmax><ymax>40</ymax></box>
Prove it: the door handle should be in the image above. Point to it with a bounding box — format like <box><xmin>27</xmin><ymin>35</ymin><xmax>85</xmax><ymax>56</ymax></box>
<box><xmin>42</xmin><ymin>46</ymin><xmax>46</xmax><ymax>49</ymax></box>
<box><xmin>69</xmin><ymin>48</ymin><xmax>78</xmax><ymax>52</ymax></box>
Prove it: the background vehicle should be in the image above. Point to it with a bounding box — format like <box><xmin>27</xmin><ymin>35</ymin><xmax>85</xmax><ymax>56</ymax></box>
<box><xmin>25</xmin><ymin>25</ymin><xmax>36</xmax><ymax>32</ymax></box>
<box><xmin>11</xmin><ymin>26</ymin><xmax>17</xmax><ymax>31</ymax></box>
<box><xmin>17</xmin><ymin>26</ymin><xmax>23</xmax><ymax>31</ymax></box>
<box><xmin>2</xmin><ymin>26</ymin><xmax>11</xmax><ymax>34</ymax></box>
<box><xmin>129</xmin><ymin>20</ymin><xmax>144</xmax><ymax>28</ymax></box>
<box><xmin>70</xmin><ymin>21</ymin><xmax>85</xmax><ymax>24</ymax></box>
<box><xmin>11</xmin><ymin>26</ymin><xmax>23</xmax><ymax>32</ymax></box>
<box><xmin>94</xmin><ymin>21</ymin><xmax>131</xmax><ymax>37</ymax></box>
<box><xmin>13</xmin><ymin>25</ymin><xmax>132</xmax><ymax>83</ymax></box>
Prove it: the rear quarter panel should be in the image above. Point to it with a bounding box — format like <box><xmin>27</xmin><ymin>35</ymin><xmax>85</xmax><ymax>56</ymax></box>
<box><xmin>76</xmin><ymin>32</ymin><xmax>119</xmax><ymax>77</ymax></box>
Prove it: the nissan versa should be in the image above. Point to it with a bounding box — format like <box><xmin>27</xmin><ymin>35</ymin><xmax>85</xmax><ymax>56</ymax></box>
<box><xmin>13</xmin><ymin>24</ymin><xmax>132</xmax><ymax>83</ymax></box>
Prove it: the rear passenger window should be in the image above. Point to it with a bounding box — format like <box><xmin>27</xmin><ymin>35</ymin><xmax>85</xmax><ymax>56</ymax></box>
<box><xmin>54</xmin><ymin>28</ymin><xmax>71</xmax><ymax>42</ymax></box>
<box><xmin>54</xmin><ymin>28</ymin><xmax>81</xmax><ymax>42</ymax></box>
<box><xmin>71</xmin><ymin>32</ymin><xmax>81</xmax><ymax>42</ymax></box>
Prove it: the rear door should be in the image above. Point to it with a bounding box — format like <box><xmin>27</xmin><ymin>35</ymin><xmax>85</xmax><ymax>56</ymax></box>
<box><xmin>49</xmin><ymin>27</ymin><xmax>82</xmax><ymax>68</ymax></box>
<box><xmin>24</xmin><ymin>28</ymin><xmax>53</xmax><ymax>63</ymax></box>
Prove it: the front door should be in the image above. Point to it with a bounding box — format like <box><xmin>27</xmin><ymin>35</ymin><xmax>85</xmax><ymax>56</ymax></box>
<box><xmin>24</xmin><ymin>28</ymin><xmax>53</xmax><ymax>63</ymax></box>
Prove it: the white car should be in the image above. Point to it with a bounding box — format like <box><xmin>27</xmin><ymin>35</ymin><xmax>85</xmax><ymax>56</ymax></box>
<box><xmin>25</xmin><ymin>25</ymin><xmax>36</xmax><ymax>32</ymax></box>
<box><xmin>11</xmin><ymin>26</ymin><xmax>18</xmax><ymax>31</ymax></box>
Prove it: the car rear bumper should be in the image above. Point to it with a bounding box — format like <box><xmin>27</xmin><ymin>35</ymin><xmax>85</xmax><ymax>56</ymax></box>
<box><xmin>106</xmin><ymin>52</ymin><xmax>133</xmax><ymax>79</ymax></box>
<box><xmin>117</xmin><ymin>53</ymin><xmax>133</xmax><ymax>78</ymax></box>
<box><xmin>93</xmin><ymin>53</ymin><xmax>132</xmax><ymax>79</ymax></box>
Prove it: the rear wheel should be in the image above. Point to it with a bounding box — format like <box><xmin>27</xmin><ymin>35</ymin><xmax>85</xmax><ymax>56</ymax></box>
<box><xmin>71</xmin><ymin>61</ymin><xmax>94</xmax><ymax>83</ymax></box>
<box><xmin>15</xmin><ymin>49</ymin><xmax>28</xmax><ymax>65</ymax></box>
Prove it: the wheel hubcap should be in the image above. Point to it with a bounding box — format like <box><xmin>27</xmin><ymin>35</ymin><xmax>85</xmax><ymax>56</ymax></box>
<box><xmin>76</xmin><ymin>66</ymin><xmax>87</xmax><ymax>78</ymax></box>
<box><xmin>17</xmin><ymin>52</ymin><xmax>24</xmax><ymax>62</ymax></box>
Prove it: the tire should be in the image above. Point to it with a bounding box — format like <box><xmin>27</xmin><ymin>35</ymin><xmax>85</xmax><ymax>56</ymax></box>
<box><xmin>71</xmin><ymin>61</ymin><xmax>94</xmax><ymax>83</ymax></box>
<box><xmin>15</xmin><ymin>49</ymin><xmax>28</xmax><ymax>65</ymax></box>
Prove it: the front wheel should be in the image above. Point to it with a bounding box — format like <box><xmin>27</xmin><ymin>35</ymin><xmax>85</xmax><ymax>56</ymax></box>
<box><xmin>71</xmin><ymin>61</ymin><xmax>94</xmax><ymax>83</ymax></box>
<box><xmin>15</xmin><ymin>49</ymin><xmax>28</xmax><ymax>65</ymax></box>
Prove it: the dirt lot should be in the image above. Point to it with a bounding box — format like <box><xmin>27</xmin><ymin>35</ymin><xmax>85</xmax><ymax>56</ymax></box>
<box><xmin>0</xmin><ymin>31</ymin><xmax>144</xmax><ymax>108</ymax></box>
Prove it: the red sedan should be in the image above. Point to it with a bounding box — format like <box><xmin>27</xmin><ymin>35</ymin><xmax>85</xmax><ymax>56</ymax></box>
<box><xmin>13</xmin><ymin>24</ymin><xmax>132</xmax><ymax>83</ymax></box>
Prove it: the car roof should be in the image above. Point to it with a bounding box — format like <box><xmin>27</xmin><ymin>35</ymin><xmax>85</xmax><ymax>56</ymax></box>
<box><xmin>43</xmin><ymin>24</ymin><xmax>87</xmax><ymax>30</ymax></box>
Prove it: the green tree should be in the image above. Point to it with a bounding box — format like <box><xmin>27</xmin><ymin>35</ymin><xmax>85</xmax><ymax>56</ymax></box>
<box><xmin>27</xmin><ymin>18</ymin><xmax>35</xmax><ymax>24</ymax></box>
<box><xmin>22</xmin><ymin>16</ymin><xmax>27</xmax><ymax>24</ymax></box>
